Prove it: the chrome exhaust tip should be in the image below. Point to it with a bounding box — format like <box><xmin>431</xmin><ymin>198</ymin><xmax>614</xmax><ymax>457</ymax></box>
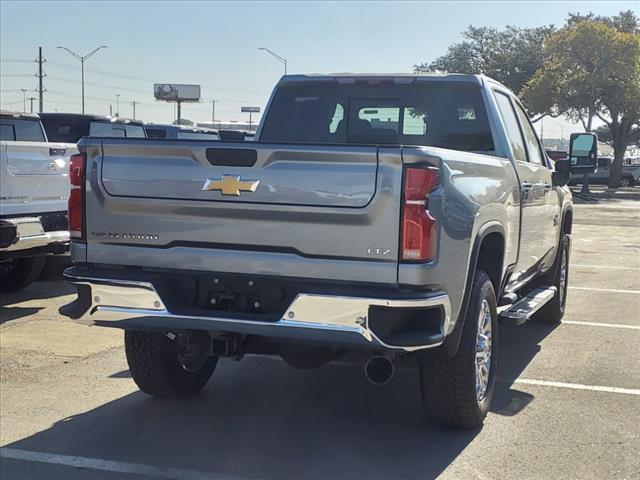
<box><xmin>364</xmin><ymin>355</ymin><xmax>394</xmax><ymax>385</ymax></box>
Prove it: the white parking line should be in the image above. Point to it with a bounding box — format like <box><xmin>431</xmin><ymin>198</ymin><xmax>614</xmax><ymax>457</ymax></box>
<box><xmin>508</xmin><ymin>378</ymin><xmax>640</xmax><ymax>396</ymax></box>
<box><xmin>569</xmin><ymin>286</ymin><xmax>640</xmax><ymax>294</ymax></box>
<box><xmin>572</xmin><ymin>264</ymin><xmax>640</xmax><ymax>271</ymax></box>
<box><xmin>0</xmin><ymin>448</ymin><xmax>237</xmax><ymax>480</ymax></box>
<box><xmin>563</xmin><ymin>320</ymin><xmax>640</xmax><ymax>330</ymax></box>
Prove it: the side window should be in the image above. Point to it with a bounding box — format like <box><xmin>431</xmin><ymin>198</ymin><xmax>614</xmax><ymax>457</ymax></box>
<box><xmin>513</xmin><ymin>102</ymin><xmax>545</xmax><ymax>165</ymax></box>
<box><xmin>146</xmin><ymin>128</ymin><xmax>167</xmax><ymax>139</ymax></box>
<box><xmin>0</xmin><ymin>124</ymin><xmax>16</xmax><ymax>141</ymax></box>
<box><xmin>494</xmin><ymin>92</ymin><xmax>527</xmax><ymax>162</ymax></box>
<box><xmin>2</xmin><ymin>119</ymin><xmax>46</xmax><ymax>142</ymax></box>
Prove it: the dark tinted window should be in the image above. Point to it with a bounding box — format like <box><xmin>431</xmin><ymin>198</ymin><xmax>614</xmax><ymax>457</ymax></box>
<box><xmin>0</xmin><ymin>118</ymin><xmax>46</xmax><ymax>142</ymax></box>
<box><xmin>146</xmin><ymin>128</ymin><xmax>168</xmax><ymax>139</ymax></box>
<box><xmin>0</xmin><ymin>124</ymin><xmax>15</xmax><ymax>140</ymax></box>
<box><xmin>40</xmin><ymin>115</ymin><xmax>89</xmax><ymax>143</ymax></box>
<box><xmin>261</xmin><ymin>82</ymin><xmax>494</xmax><ymax>152</ymax></box>
<box><xmin>178</xmin><ymin>131</ymin><xmax>218</xmax><ymax>140</ymax></box>
<box><xmin>494</xmin><ymin>92</ymin><xmax>527</xmax><ymax>162</ymax></box>
<box><xmin>89</xmin><ymin>122</ymin><xmax>146</xmax><ymax>138</ymax></box>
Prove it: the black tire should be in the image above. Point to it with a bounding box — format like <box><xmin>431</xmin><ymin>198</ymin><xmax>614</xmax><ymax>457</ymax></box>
<box><xmin>418</xmin><ymin>270</ymin><xmax>498</xmax><ymax>429</ymax></box>
<box><xmin>533</xmin><ymin>234</ymin><xmax>570</xmax><ymax>324</ymax></box>
<box><xmin>0</xmin><ymin>256</ymin><xmax>46</xmax><ymax>292</ymax></box>
<box><xmin>620</xmin><ymin>176</ymin><xmax>634</xmax><ymax>188</ymax></box>
<box><xmin>125</xmin><ymin>330</ymin><xmax>218</xmax><ymax>398</ymax></box>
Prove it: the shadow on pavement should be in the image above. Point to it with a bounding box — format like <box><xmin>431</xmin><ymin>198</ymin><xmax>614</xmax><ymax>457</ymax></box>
<box><xmin>0</xmin><ymin>306</ymin><xmax>43</xmax><ymax>323</ymax></box>
<box><xmin>0</xmin><ymin>280</ymin><xmax>75</xmax><ymax>308</ymax></box>
<box><xmin>3</xmin><ymin>320</ymin><xmax>560</xmax><ymax>479</ymax></box>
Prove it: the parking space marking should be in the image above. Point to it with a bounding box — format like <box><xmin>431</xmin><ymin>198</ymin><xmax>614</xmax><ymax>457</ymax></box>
<box><xmin>572</xmin><ymin>264</ymin><xmax>640</xmax><ymax>271</ymax></box>
<box><xmin>507</xmin><ymin>378</ymin><xmax>640</xmax><ymax>396</ymax></box>
<box><xmin>0</xmin><ymin>448</ymin><xmax>238</xmax><ymax>480</ymax></box>
<box><xmin>563</xmin><ymin>320</ymin><xmax>640</xmax><ymax>330</ymax></box>
<box><xmin>569</xmin><ymin>286</ymin><xmax>640</xmax><ymax>294</ymax></box>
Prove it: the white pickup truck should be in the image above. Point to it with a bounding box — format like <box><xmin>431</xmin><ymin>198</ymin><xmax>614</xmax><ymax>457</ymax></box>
<box><xmin>0</xmin><ymin>111</ymin><xmax>76</xmax><ymax>291</ymax></box>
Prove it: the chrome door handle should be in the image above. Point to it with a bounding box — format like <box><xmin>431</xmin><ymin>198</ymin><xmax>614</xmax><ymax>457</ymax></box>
<box><xmin>521</xmin><ymin>182</ymin><xmax>533</xmax><ymax>190</ymax></box>
<box><xmin>543</xmin><ymin>183</ymin><xmax>553</xmax><ymax>191</ymax></box>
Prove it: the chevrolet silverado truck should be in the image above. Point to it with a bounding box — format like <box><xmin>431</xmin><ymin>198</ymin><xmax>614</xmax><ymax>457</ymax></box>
<box><xmin>1</xmin><ymin>111</ymin><xmax>76</xmax><ymax>291</ymax></box>
<box><xmin>60</xmin><ymin>74</ymin><xmax>586</xmax><ymax>429</ymax></box>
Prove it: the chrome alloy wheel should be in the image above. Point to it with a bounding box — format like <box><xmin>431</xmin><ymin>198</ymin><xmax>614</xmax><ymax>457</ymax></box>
<box><xmin>475</xmin><ymin>299</ymin><xmax>493</xmax><ymax>402</ymax></box>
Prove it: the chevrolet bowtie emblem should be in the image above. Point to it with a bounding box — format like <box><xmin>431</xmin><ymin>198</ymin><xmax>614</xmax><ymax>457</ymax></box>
<box><xmin>202</xmin><ymin>175</ymin><xmax>260</xmax><ymax>196</ymax></box>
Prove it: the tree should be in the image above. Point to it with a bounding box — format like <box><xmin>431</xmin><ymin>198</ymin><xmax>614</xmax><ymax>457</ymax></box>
<box><xmin>414</xmin><ymin>25</ymin><xmax>555</xmax><ymax>98</ymax></box>
<box><xmin>173</xmin><ymin>118</ymin><xmax>193</xmax><ymax>126</ymax></box>
<box><xmin>523</xmin><ymin>13</ymin><xmax>640</xmax><ymax>189</ymax></box>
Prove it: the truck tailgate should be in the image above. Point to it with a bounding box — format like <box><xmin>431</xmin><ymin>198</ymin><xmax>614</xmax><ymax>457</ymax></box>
<box><xmin>83</xmin><ymin>140</ymin><xmax>403</xmax><ymax>284</ymax></box>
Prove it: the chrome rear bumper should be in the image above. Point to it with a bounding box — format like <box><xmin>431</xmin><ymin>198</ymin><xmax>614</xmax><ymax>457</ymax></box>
<box><xmin>62</xmin><ymin>271</ymin><xmax>452</xmax><ymax>352</ymax></box>
<box><xmin>0</xmin><ymin>217</ymin><xmax>69</xmax><ymax>253</ymax></box>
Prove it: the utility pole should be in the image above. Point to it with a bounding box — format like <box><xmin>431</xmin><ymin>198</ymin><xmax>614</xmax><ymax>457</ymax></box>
<box><xmin>57</xmin><ymin>45</ymin><xmax>108</xmax><ymax>114</ymax></box>
<box><xmin>131</xmin><ymin>101</ymin><xmax>138</xmax><ymax>119</ymax></box>
<box><xmin>36</xmin><ymin>47</ymin><xmax>45</xmax><ymax>112</ymax></box>
<box><xmin>20</xmin><ymin>89</ymin><xmax>28</xmax><ymax>112</ymax></box>
<box><xmin>115</xmin><ymin>94</ymin><xmax>120</xmax><ymax>117</ymax></box>
<box><xmin>28</xmin><ymin>97</ymin><xmax>36</xmax><ymax>113</ymax></box>
<box><xmin>210</xmin><ymin>100</ymin><xmax>216</xmax><ymax>125</ymax></box>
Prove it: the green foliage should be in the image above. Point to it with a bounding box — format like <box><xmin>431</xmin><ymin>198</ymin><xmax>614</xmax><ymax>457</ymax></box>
<box><xmin>522</xmin><ymin>12</ymin><xmax>640</xmax><ymax>187</ymax></box>
<box><xmin>414</xmin><ymin>25</ymin><xmax>555</xmax><ymax>95</ymax></box>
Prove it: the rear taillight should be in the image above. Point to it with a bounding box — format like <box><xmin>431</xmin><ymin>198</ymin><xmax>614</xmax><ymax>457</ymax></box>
<box><xmin>401</xmin><ymin>167</ymin><xmax>439</xmax><ymax>261</ymax></box>
<box><xmin>68</xmin><ymin>152</ymin><xmax>85</xmax><ymax>240</ymax></box>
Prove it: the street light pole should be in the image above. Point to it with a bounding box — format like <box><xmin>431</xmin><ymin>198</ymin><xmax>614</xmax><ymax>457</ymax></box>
<box><xmin>56</xmin><ymin>45</ymin><xmax>108</xmax><ymax>114</ymax></box>
<box><xmin>20</xmin><ymin>89</ymin><xmax>28</xmax><ymax>112</ymax></box>
<box><xmin>258</xmin><ymin>47</ymin><xmax>287</xmax><ymax>75</ymax></box>
<box><xmin>115</xmin><ymin>94</ymin><xmax>120</xmax><ymax>117</ymax></box>
<box><xmin>210</xmin><ymin>100</ymin><xmax>216</xmax><ymax>125</ymax></box>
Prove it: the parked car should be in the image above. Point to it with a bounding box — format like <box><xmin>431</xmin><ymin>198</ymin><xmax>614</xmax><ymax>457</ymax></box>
<box><xmin>39</xmin><ymin>113</ymin><xmax>147</xmax><ymax>144</ymax></box>
<box><xmin>570</xmin><ymin>157</ymin><xmax>637</xmax><ymax>187</ymax></box>
<box><xmin>145</xmin><ymin>124</ymin><xmax>219</xmax><ymax>140</ymax></box>
<box><xmin>60</xmin><ymin>73</ymin><xmax>578</xmax><ymax>429</ymax></box>
<box><xmin>0</xmin><ymin>111</ymin><xmax>74</xmax><ymax>291</ymax></box>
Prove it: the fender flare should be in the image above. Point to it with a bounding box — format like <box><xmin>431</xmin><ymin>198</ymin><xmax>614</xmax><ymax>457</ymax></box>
<box><xmin>441</xmin><ymin>221</ymin><xmax>506</xmax><ymax>358</ymax></box>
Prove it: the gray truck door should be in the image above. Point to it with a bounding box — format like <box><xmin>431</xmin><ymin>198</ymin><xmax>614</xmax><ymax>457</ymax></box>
<box><xmin>494</xmin><ymin>91</ymin><xmax>555</xmax><ymax>281</ymax></box>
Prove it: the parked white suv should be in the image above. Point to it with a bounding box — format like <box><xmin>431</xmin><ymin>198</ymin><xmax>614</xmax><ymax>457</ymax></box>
<box><xmin>0</xmin><ymin>111</ymin><xmax>76</xmax><ymax>291</ymax></box>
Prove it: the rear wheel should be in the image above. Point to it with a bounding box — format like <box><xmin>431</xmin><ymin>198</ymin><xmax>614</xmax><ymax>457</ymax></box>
<box><xmin>125</xmin><ymin>330</ymin><xmax>218</xmax><ymax>398</ymax></box>
<box><xmin>620</xmin><ymin>176</ymin><xmax>634</xmax><ymax>188</ymax></box>
<box><xmin>0</xmin><ymin>256</ymin><xmax>46</xmax><ymax>292</ymax></box>
<box><xmin>418</xmin><ymin>270</ymin><xmax>498</xmax><ymax>429</ymax></box>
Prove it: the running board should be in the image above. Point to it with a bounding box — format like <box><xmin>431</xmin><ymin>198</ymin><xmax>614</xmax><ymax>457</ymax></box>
<box><xmin>499</xmin><ymin>287</ymin><xmax>557</xmax><ymax>325</ymax></box>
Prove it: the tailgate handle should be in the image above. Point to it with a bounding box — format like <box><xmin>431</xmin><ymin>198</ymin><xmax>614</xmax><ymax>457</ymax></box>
<box><xmin>206</xmin><ymin>148</ymin><xmax>257</xmax><ymax>167</ymax></box>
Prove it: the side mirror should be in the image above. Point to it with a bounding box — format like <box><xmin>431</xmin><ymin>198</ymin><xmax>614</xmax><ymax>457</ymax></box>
<box><xmin>569</xmin><ymin>132</ymin><xmax>598</xmax><ymax>174</ymax></box>
<box><xmin>552</xmin><ymin>158</ymin><xmax>571</xmax><ymax>187</ymax></box>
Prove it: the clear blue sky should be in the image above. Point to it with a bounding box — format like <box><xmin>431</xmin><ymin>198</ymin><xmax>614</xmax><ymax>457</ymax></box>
<box><xmin>1</xmin><ymin>0</ymin><xmax>637</xmax><ymax>136</ymax></box>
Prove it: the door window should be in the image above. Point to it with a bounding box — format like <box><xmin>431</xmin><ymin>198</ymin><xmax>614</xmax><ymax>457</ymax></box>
<box><xmin>0</xmin><ymin>119</ymin><xmax>46</xmax><ymax>142</ymax></box>
<box><xmin>0</xmin><ymin>124</ymin><xmax>15</xmax><ymax>140</ymax></box>
<box><xmin>513</xmin><ymin>102</ymin><xmax>545</xmax><ymax>165</ymax></box>
<box><xmin>494</xmin><ymin>92</ymin><xmax>527</xmax><ymax>162</ymax></box>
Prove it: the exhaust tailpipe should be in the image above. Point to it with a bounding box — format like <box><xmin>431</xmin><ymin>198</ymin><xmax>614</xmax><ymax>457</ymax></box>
<box><xmin>364</xmin><ymin>355</ymin><xmax>394</xmax><ymax>385</ymax></box>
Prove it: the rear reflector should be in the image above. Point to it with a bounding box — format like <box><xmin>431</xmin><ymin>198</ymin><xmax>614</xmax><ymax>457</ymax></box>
<box><xmin>401</xmin><ymin>167</ymin><xmax>439</xmax><ymax>261</ymax></box>
<box><xmin>68</xmin><ymin>153</ymin><xmax>85</xmax><ymax>239</ymax></box>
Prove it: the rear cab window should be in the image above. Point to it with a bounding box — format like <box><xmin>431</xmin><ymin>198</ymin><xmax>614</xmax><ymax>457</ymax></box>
<box><xmin>40</xmin><ymin>116</ymin><xmax>88</xmax><ymax>143</ymax></box>
<box><xmin>89</xmin><ymin>122</ymin><xmax>146</xmax><ymax>138</ymax></box>
<box><xmin>260</xmin><ymin>81</ymin><xmax>495</xmax><ymax>154</ymax></box>
<box><xmin>0</xmin><ymin>118</ymin><xmax>46</xmax><ymax>142</ymax></box>
<box><xmin>177</xmin><ymin>131</ymin><xmax>219</xmax><ymax>140</ymax></box>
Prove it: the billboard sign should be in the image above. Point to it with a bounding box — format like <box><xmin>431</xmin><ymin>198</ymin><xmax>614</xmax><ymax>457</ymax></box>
<box><xmin>241</xmin><ymin>106</ymin><xmax>261</xmax><ymax>113</ymax></box>
<box><xmin>154</xmin><ymin>84</ymin><xmax>201</xmax><ymax>102</ymax></box>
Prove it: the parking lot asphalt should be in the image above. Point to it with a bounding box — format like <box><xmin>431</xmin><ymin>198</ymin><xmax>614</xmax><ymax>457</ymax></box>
<box><xmin>1</xmin><ymin>191</ymin><xmax>639</xmax><ymax>480</ymax></box>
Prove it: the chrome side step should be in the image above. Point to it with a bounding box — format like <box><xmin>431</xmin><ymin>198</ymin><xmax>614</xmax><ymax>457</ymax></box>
<box><xmin>499</xmin><ymin>286</ymin><xmax>557</xmax><ymax>326</ymax></box>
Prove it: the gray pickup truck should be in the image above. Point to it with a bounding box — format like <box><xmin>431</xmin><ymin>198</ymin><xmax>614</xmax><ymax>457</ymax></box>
<box><xmin>61</xmin><ymin>74</ymin><xmax>587</xmax><ymax>429</ymax></box>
